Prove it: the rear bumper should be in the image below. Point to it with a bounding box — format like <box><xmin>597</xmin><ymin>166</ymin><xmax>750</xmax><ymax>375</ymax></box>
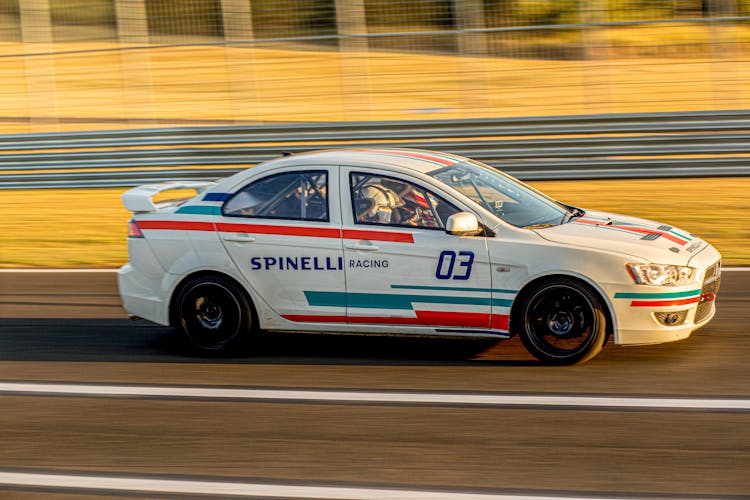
<box><xmin>117</xmin><ymin>263</ymin><xmax>170</xmax><ymax>326</ymax></box>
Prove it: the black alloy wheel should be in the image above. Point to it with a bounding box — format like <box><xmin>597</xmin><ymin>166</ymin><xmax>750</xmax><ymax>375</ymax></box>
<box><xmin>175</xmin><ymin>275</ymin><xmax>253</xmax><ymax>355</ymax></box>
<box><xmin>519</xmin><ymin>278</ymin><xmax>607</xmax><ymax>365</ymax></box>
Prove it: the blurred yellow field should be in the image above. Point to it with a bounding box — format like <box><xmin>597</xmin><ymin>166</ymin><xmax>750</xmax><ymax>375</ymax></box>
<box><xmin>1</xmin><ymin>178</ymin><xmax>747</xmax><ymax>268</ymax></box>
<box><xmin>1</xmin><ymin>42</ymin><xmax>749</xmax><ymax>134</ymax></box>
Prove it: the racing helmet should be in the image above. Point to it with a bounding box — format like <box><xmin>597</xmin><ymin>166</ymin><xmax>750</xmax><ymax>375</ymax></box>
<box><xmin>357</xmin><ymin>183</ymin><xmax>403</xmax><ymax>223</ymax></box>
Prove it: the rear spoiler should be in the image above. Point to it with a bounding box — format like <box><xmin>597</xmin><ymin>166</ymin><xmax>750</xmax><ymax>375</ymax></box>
<box><xmin>122</xmin><ymin>181</ymin><xmax>217</xmax><ymax>213</ymax></box>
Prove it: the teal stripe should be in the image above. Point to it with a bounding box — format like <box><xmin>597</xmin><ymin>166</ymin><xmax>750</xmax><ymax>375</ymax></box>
<box><xmin>391</xmin><ymin>284</ymin><xmax>518</xmax><ymax>294</ymax></box>
<box><xmin>175</xmin><ymin>205</ymin><xmax>220</xmax><ymax>215</ymax></box>
<box><xmin>614</xmin><ymin>289</ymin><xmax>701</xmax><ymax>299</ymax></box>
<box><xmin>668</xmin><ymin>228</ymin><xmax>692</xmax><ymax>241</ymax></box>
<box><xmin>305</xmin><ymin>291</ymin><xmax>512</xmax><ymax>309</ymax></box>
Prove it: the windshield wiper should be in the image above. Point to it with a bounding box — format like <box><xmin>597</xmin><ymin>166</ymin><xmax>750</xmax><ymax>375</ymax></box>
<box><xmin>524</xmin><ymin>223</ymin><xmax>556</xmax><ymax>229</ymax></box>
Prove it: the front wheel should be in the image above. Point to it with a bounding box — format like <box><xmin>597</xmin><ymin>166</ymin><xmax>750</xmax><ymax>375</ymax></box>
<box><xmin>174</xmin><ymin>275</ymin><xmax>254</xmax><ymax>355</ymax></box>
<box><xmin>518</xmin><ymin>278</ymin><xmax>607</xmax><ymax>365</ymax></box>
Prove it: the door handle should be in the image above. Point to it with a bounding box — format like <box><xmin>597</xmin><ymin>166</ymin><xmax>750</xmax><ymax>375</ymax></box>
<box><xmin>222</xmin><ymin>233</ymin><xmax>256</xmax><ymax>242</ymax></box>
<box><xmin>345</xmin><ymin>243</ymin><xmax>379</xmax><ymax>251</ymax></box>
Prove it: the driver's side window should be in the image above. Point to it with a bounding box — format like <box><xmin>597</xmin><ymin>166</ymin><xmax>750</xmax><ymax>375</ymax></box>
<box><xmin>350</xmin><ymin>172</ymin><xmax>459</xmax><ymax>229</ymax></box>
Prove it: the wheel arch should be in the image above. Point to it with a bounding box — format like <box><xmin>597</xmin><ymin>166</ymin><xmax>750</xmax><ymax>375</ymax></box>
<box><xmin>168</xmin><ymin>269</ymin><xmax>258</xmax><ymax>330</ymax></box>
<box><xmin>509</xmin><ymin>272</ymin><xmax>616</xmax><ymax>344</ymax></box>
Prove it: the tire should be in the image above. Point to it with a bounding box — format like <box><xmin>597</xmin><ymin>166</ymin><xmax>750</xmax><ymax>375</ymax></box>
<box><xmin>518</xmin><ymin>277</ymin><xmax>607</xmax><ymax>365</ymax></box>
<box><xmin>174</xmin><ymin>275</ymin><xmax>254</xmax><ymax>355</ymax></box>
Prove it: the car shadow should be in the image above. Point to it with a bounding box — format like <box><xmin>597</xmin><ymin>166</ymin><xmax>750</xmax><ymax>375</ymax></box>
<box><xmin>0</xmin><ymin>318</ymin><xmax>539</xmax><ymax>366</ymax></box>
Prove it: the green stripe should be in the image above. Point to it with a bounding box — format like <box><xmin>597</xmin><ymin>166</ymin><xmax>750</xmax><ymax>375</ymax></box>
<box><xmin>305</xmin><ymin>291</ymin><xmax>512</xmax><ymax>309</ymax></box>
<box><xmin>391</xmin><ymin>284</ymin><xmax>517</xmax><ymax>294</ymax></box>
<box><xmin>614</xmin><ymin>289</ymin><xmax>701</xmax><ymax>299</ymax></box>
<box><xmin>175</xmin><ymin>205</ymin><xmax>220</xmax><ymax>215</ymax></box>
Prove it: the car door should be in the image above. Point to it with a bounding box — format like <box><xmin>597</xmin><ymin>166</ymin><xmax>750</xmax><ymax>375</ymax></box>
<box><xmin>338</xmin><ymin>167</ymin><xmax>504</xmax><ymax>334</ymax></box>
<box><xmin>216</xmin><ymin>167</ymin><xmax>346</xmax><ymax>322</ymax></box>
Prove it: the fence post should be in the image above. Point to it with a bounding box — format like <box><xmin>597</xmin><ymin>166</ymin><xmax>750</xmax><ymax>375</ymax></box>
<box><xmin>19</xmin><ymin>0</ymin><xmax>52</xmax><ymax>44</ymax></box>
<box><xmin>115</xmin><ymin>0</ymin><xmax>148</xmax><ymax>44</ymax></box>
<box><xmin>115</xmin><ymin>0</ymin><xmax>154</xmax><ymax>126</ymax></box>
<box><xmin>707</xmin><ymin>0</ymin><xmax>743</xmax><ymax>108</ymax></box>
<box><xmin>19</xmin><ymin>0</ymin><xmax>58</xmax><ymax>131</ymax></box>
<box><xmin>221</xmin><ymin>0</ymin><xmax>257</xmax><ymax>123</ymax></box>
<box><xmin>335</xmin><ymin>0</ymin><xmax>367</xmax><ymax>52</ymax></box>
<box><xmin>334</xmin><ymin>0</ymin><xmax>369</xmax><ymax>119</ymax></box>
<box><xmin>454</xmin><ymin>0</ymin><xmax>487</xmax><ymax>56</ymax></box>
<box><xmin>221</xmin><ymin>0</ymin><xmax>254</xmax><ymax>41</ymax></box>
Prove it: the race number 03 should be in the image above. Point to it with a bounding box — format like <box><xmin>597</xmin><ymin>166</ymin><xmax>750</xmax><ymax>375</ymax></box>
<box><xmin>436</xmin><ymin>250</ymin><xmax>474</xmax><ymax>280</ymax></box>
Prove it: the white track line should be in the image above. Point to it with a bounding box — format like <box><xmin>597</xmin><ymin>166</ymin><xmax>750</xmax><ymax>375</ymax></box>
<box><xmin>0</xmin><ymin>382</ymin><xmax>747</xmax><ymax>410</ymax></box>
<box><xmin>0</xmin><ymin>267</ymin><xmax>749</xmax><ymax>272</ymax></box>
<box><xmin>0</xmin><ymin>470</ymin><xmax>630</xmax><ymax>499</ymax></box>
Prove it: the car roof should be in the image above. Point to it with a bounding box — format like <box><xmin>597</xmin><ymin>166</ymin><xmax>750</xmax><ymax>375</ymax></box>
<box><xmin>259</xmin><ymin>148</ymin><xmax>468</xmax><ymax>175</ymax></box>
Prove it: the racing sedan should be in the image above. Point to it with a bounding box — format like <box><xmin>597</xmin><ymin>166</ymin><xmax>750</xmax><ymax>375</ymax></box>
<box><xmin>118</xmin><ymin>149</ymin><xmax>721</xmax><ymax>364</ymax></box>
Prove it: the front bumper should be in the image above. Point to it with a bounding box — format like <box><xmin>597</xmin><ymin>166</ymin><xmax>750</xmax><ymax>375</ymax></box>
<box><xmin>612</xmin><ymin>250</ymin><xmax>721</xmax><ymax>346</ymax></box>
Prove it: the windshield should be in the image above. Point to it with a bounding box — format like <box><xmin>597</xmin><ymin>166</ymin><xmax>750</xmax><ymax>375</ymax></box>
<box><xmin>428</xmin><ymin>160</ymin><xmax>570</xmax><ymax>228</ymax></box>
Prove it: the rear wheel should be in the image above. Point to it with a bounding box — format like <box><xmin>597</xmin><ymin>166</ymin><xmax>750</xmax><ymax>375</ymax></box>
<box><xmin>518</xmin><ymin>278</ymin><xmax>607</xmax><ymax>365</ymax></box>
<box><xmin>175</xmin><ymin>275</ymin><xmax>254</xmax><ymax>355</ymax></box>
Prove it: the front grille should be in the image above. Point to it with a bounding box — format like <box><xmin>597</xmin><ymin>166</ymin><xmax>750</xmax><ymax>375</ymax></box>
<box><xmin>695</xmin><ymin>261</ymin><xmax>721</xmax><ymax>323</ymax></box>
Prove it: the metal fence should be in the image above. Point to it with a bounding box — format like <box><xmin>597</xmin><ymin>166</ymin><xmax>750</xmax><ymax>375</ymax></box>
<box><xmin>3</xmin><ymin>110</ymin><xmax>749</xmax><ymax>189</ymax></box>
<box><xmin>1</xmin><ymin>1</ymin><xmax>750</xmax><ymax>134</ymax></box>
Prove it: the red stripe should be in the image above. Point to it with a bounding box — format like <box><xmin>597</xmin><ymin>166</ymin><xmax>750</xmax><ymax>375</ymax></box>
<box><xmin>575</xmin><ymin>219</ymin><xmax>687</xmax><ymax>245</ymax></box>
<box><xmin>358</xmin><ymin>149</ymin><xmax>457</xmax><ymax>166</ymax></box>
<box><xmin>574</xmin><ymin>218</ymin><xmax>606</xmax><ymax>226</ymax></box>
<box><xmin>413</xmin><ymin>311</ymin><xmax>490</xmax><ymax>328</ymax></box>
<box><xmin>216</xmin><ymin>223</ymin><xmax>341</xmax><ymax>239</ymax></box>
<box><xmin>137</xmin><ymin>220</ymin><xmax>215</xmax><ymax>232</ymax></box>
<box><xmin>342</xmin><ymin>229</ymin><xmax>414</xmax><ymax>243</ymax></box>
<box><xmin>630</xmin><ymin>297</ymin><xmax>700</xmax><ymax>307</ymax></box>
<box><xmin>281</xmin><ymin>311</ymin><xmax>510</xmax><ymax>331</ymax></box>
<box><xmin>379</xmin><ymin>150</ymin><xmax>457</xmax><ymax>166</ymax></box>
<box><xmin>492</xmin><ymin>314</ymin><xmax>510</xmax><ymax>331</ymax></box>
<box><xmin>134</xmin><ymin>220</ymin><xmax>413</xmax><ymax>243</ymax></box>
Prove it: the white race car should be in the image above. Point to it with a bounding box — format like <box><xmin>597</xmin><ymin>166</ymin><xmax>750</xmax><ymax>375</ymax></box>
<box><xmin>118</xmin><ymin>149</ymin><xmax>721</xmax><ymax>364</ymax></box>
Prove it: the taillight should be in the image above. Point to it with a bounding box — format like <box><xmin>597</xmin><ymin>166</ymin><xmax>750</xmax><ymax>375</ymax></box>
<box><xmin>128</xmin><ymin>219</ymin><xmax>144</xmax><ymax>238</ymax></box>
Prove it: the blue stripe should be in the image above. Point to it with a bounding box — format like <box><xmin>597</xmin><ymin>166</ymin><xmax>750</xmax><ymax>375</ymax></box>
<box><xmin>203</xmin><ymin>192</ymin><xmax>232</xmax><ymax>202</ymax></box>
<box><xmin>175</xmin><ymin>206</ymin><xmax>221</xmax><ymax>215</ymax></box>
<box><xmin>435</xmin><ymin>328</ymin><xmax>510</xmax><ymax>337</ymax></box>
<box><xmin>390</xmin><ymin>284</ymin><xmax>517</xmax><ymax>294</ymax></box>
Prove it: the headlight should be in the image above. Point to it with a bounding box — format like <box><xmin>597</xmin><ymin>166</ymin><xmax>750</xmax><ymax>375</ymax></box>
<box><xmin>627</xmin><ymin>263</ymin><xmax>697</xmax><ymax>286</ymax></box>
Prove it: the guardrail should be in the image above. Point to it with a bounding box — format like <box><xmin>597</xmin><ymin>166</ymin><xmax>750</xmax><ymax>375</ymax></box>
<box><xmin>2</xmin><ymin>109</ymin><xmax>750</xmax><ymax>189</ymax></box>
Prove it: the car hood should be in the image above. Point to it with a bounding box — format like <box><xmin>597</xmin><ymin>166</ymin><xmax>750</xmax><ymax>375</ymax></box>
<box><xmin>533</xmin><ymin>209</ymin><xmax>707</xmax><ymax>265</ymax></box>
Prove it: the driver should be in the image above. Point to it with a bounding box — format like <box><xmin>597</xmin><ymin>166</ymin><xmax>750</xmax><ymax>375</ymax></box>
<box><xmin>356</xmin><ymin>182</ymin><xmax>404</xmax><ymax>223</ymax></box>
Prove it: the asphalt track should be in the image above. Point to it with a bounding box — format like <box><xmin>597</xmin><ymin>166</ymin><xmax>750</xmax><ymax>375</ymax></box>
<box><xmin>0</xmin><ymin>270</ymin><xmax>748</xmax><ymax>499</ymax></box>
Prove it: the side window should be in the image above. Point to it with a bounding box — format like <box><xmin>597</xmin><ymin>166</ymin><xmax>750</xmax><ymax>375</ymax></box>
<box><xmin>350</xmin><ymin>173</ymin><xmax>460</xmax><ymax>229</ymax></box>
<box><xmin>223</xmin><ymin>171</ymin><xmax>328</xmax><ymax>221</ymax></box>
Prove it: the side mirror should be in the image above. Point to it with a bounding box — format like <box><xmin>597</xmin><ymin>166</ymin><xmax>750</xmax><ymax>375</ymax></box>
<box><xmin>446</xmin><ymin>212</ymin><xmax>481</xmax><ymax>236</ymax></box>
